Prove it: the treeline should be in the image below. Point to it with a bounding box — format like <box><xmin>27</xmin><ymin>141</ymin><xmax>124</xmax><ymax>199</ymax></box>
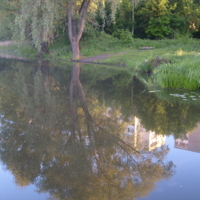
<box><xmin>95</xmin><ymin>0</ymin><xmax>200</xmax><ymax>39</ymax></box>
<box><xmin>0</xmin><ymin>0</ymin><xmax>200</xmax><ymax>47</ymax></box>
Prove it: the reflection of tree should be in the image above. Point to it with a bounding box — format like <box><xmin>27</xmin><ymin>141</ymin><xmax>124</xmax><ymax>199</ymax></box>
<box><xmin>80</xmin><ymin>65</ymin><xmax>135</xmax><ymax>121</ymax></box>
<box><xmin>132</xmin><ymin>77</ymin><xmax>200</xmax><ymax>138</ymax></box>
<box><xmin>0</xmin><ymin>61</ymin><xmax>175</xmax><ymax>200</ymax></box>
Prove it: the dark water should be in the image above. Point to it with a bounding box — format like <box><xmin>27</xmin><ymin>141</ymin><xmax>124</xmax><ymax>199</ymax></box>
<box><xmin>0</xmin><ymin>58</ymin><xmax>200</xmax><ymax>200</ymax></box>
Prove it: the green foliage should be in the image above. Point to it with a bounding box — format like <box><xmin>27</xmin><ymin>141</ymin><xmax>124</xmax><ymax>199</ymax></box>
<box><xmin>0</xmin><ymin>59</ymin><xmax>175</xmax><ymax>200</ymax></box>
<box><xmin>132</xmin><ymin>78</ymin><xmax>200</xmax><ymax>137</ymax></box>
<box><xmin>82</xmin><ymin>21</ymin><xmax>101</xmax><ymax>40</ymax></box>
<box><xmin>0</xmin><ymin>20</ymin><xmax>14</xmax><ymax>41</ymax></box>
<box><xmin>137</xmin><ymin>0</ymin><xmax>172</xmax><ymax>39</ymax></box>
<box><xmin>114</xmin><ymin>0</ymin><xmax>133</xmax><ymax>32</ymax></box>
<box><xmin>95</xmin><ymin>0</ymin><xmax>114</xmax><ymax>34</ymax></box>
<box><xmin>169</xmin><ymin>15</ymin><xmax>190</xmax><ymax>36</ymax></box>
<box><xmin>156</xmin><ymin>89</ymin><xmax>200</xmax><ymax>107</ymax></box>
<box><xmin>134</xmin><ymin>0</ymin><xmax>149</xmax><ymax>38</ymax></box>
<box><xmin>15</xmin><ymin>0</ymin><xmax>59</xmax><ymax>51</ymax></box>
<box><xmin>112</xmin><ymin>29</ymin><xmax>134</xmax><ymax>44</ymax></box>
<box><xmin>80</xmin><ymin>32</ymin><xmax>122</xmax><ymax>57</ymax></box>
<box><xmin>146</xmin><ymin>16</ymin><xmax>172</xmax><ymax>39</ymax></box>
<box><xmin>137</xmin><ymin>56</ymin><xmax>170</xmax><ymax>72</ymax></box>
<box><xmin>154</xmin><ymin>56</ymin><xmax>200</xmax><ymax>90</ymax></box>
<box><xmin>0</xmin><ymin>0</ymin><xmax>18</xmax><ymax>41</ymax></box>
<box><xmin>48</xmin><ymin>33</ymin><xmax>72</xmax><ymax>60</ymax></box>
<box><xmin>134</xmin><ymin>0</ymin><xmax>200</xmax><ymax>39</ymax></box>
<box><xmin>138</xmin><ymin>61</ymin><xmax>154</xmax><ymax>72</ymax></box>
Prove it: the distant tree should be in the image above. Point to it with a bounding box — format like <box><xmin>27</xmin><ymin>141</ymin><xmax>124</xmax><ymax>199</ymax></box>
<box><xmin>95</xmin><ymin>0</ymin><xmax>114</xmax><ymax>34</ymax></box>
<box><xmin>130</xmin><ymin>0</ymin><xmax>141</xmax><ymax>35</ymax></box>
<box><xmin>142</xmin><ymin>0</ymin><xmax>172</xmax><ymax>39</ymax></box>
<box><xmin>114</xmin><ymin>0</ymin><xmax>133</xmax><ymax>32</ymax></box>
<box><xmin>164</xmin><ymin>0</ymin><xmax>200</xmax><ymax>37</ymax></box>
<box><xmin>0</xmin><ymin>0</ymin><xmax>19</xmax><ymax>41</ymax></box>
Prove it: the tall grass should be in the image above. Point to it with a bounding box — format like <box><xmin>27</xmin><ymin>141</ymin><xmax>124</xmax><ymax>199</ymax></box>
<box><xmin>154</xmin><ymin>56</ymin><xmax>200</xmax><ymax>90</ymax></box>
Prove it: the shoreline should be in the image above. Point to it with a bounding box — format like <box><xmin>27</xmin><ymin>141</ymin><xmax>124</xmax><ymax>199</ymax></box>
<box><xmin>0</xmin><ymin>41</ymin><xmax>14</xmax><ymax>46</ymax></box>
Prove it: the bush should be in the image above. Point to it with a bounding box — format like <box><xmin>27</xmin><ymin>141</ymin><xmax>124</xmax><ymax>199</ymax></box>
<box><xmin>146</xmin><ymin>16</ymin><xmax>172</xmax><ymax>39</ymax></box>
<box><xmin>112</xmin><ymin>29</ymin><xmax>133</xmax><ymax>44</ymax></box>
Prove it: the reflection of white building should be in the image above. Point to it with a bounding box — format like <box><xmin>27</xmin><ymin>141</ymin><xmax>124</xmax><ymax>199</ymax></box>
<box><xmin>175</xmin><ymin>124</ymin><xmax>200</xmax><ymax>153</ymax></box>
<box><xmin>126</xmin><ymin>117</ymin><xmax>166</xmax><ymax>152</ymax></box>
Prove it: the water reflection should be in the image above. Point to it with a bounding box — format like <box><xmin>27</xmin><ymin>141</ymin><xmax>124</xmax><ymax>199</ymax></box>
<box><xmin>134</xmin><ymin>117</ymin><xmax>166</xmax><ymax>152</ymax></box>
<box><xmin>174</xmin><ymin>124</ymin><xmax>200</xmax><ymax>153</ymax></box>
<box><xmin>132</xmin><ymin>77</ymin><xmax>200</xmax><ymax>138</ymax></box>
<box><xmin>0</xmin><ymin>60</ymin><xmax>176</xmax><ymax>200</ymax></box>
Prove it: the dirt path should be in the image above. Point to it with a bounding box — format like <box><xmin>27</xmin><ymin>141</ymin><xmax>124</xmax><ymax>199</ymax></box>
<box><xmin>0</xmin><ymin>41</ymin><xmax>13</xmax><ymax>46</ymax></box>
<box><xmin>0</xmin><ymin>53</ymin><xmax>28</xmax><ymax>61</ymax></box>
<box><xmin>0</xmin><ymin>41</ymin><xmax>126</xmax><ymax>65</ymax></box>
<box><xmin>78</xmin><ymin>52</ymin><xmax>125</xmax><ymax>63</ymax></box>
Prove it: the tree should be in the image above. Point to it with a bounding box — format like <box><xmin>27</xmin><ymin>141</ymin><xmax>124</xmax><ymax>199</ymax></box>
<box><xmin>146</xmin><ymin>15</ymin><xmax>171</xmax><ymax>39</ymax></box>
<box><xmin>114</xmin><ymin>0</ymin><xmax>133</xmax><ymax>32</ymax></box>
<box><xmin>168</xmin><ymin>0</ymin><xmax>192</xmax><ymax>36</ymax></box>
<box><xmin>142</xmin><ymin>0</ymin><xmax>172</xmax><ymax>39</ymax></box>
<box><xmin>67</xmin><ymin>0</ymin><xmax>92</xmax><ymax>59</ymax></box>
<box><xmin>15</xmin><ymin>0</ymin><xmax>93</xmax><ymax>59</ymax></box>
<box><xmin>95</xmin><ymin>0</ymin><xmax>114</xmax><ymax>34</ymax></box>
<box><xmin>131</xmin><ymin>0</ymin><xmax>141</xmax><ymax>35</ymax></box>
<box><xmin>0</xmin><ymin>0</ymin><xmax>19</xmax><ymax>41</ymax></box>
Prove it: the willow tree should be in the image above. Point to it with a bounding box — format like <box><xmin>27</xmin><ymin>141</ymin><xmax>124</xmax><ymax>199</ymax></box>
<box><xmin>15</xmin><ymin>0</ymin><xmax>93</xmax><ymax>59</ymax></box>
<box><xmin>0</xmin><ymin>0</ymin><xmax>19</xmax><ymax>41</ymax></box>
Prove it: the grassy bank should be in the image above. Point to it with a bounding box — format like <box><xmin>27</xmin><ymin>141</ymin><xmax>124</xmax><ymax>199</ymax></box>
<box><xmin>1</xmin><ymin>33</ymin><xmax>200</xmax><ymax>90</ymax></box>
<box><xmin>0</xmin><ymin>41</ymin><xmax>37</xmax><ymax>60</ymax></box>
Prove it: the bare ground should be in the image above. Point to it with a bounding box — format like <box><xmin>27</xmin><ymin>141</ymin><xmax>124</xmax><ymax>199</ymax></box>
<box><xmin>78</xmin><ymin>52</ymin><xmax>126</xmax><ymax>63</ymax></box>
<box><xmin>0</xmin><ymin>41</ymin><xmax>13</xmax><ymax>46</ymax></box>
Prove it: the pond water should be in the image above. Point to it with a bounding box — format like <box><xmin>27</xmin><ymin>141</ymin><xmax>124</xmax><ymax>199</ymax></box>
<box><xmin>0</xmin><ymin>58</ymin><xmax>200</xmax><ymax>200</ymax></box>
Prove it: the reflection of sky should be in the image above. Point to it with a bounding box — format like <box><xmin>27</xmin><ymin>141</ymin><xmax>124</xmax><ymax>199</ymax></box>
<box><xmin>139</xmin><ymin>136</ymin><xmax>200</xmax><ymax>200</ymax></box>
<box><xmin>0</xmin><ymin>165</ymin><xmax>48</xmax><ymax>200</ymax></box>
<box><xmin>0</xmin><ymin>116</ymin><xmax>47</xmax><ymax>199</ymax></box>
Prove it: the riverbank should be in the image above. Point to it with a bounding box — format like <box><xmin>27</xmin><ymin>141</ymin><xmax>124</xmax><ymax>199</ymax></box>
<box><xmin>1</xmin><ymin>34</ymin><xmax>200</xmax><ymax>69</ymax></box>
<box><xmin>0</xmin><ymin>33</ymin><xmax>200</xmax><ymax>90</ymax></box>
<box><xmin>0</xmin><ymin>41</ymin><xmax>14</xmax><ymax>46</ymax></box>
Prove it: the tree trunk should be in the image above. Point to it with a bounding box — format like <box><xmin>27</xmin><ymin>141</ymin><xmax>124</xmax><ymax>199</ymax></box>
<box><xmin>69</xmin><ymin>62</ymin><xmax>92</xmax><ymax>140</ymax></box>
<box><xmin>132</xmin><ymin>3</ymin><xmax>135</xmax><ymax>36</ymax></box>
<box><xmin>67</xmin><ymin>0</ymin><xmax>91</xmax><ymax>60</ymax></box>
<box><xmin>41</xmin><ymin>42</ymin><xmax>49</xmax><ymax>54</ymax></box>
<box><xmin>71</xmin><ymin>38</ymin><xmax>81</xmax><ymax>60</ymax></box>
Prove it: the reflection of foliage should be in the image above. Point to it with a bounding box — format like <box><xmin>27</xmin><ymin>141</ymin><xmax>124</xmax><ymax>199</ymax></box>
<box><xmin>0</xmin><ymin>60</ymin><xmax>175</xmax><ymax>200</ymax></box>
<box><xmin>156</xmin><ymin>89</ymin><xmax>200</xmax><ymax>107</ymax></box>
<box><xmin>133</xmin><ymin>77</ymin><xmax>200</xmax><ymax>137</ymax></box>
<box><xmin>80</xmin><ymin>64</ymin><xmax>135</xmax><ymax>121</ymax></box>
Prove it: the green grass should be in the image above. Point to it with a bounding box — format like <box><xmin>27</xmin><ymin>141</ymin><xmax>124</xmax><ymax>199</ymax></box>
<box><xmin>99</xmin><ymin>36</ymin><xmax>200</xmax><ymax>69</ymax></box>
<box><xmin>154</xmin><ymin>56</ymin><xmax>200</xmax><ymax>90</ymax></box>
<box><xmin>1</xmin><ymin>32</ymin><xmax>200</xmax><ymax>91</ymax></box>
<box><xmin>81</xmin><ymin>33</ymin><xmax>123</xmax><ymax>56</ymax></box>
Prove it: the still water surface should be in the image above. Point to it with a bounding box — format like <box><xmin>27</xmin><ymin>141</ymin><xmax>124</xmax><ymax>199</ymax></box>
<box><xmin>0</xmin><ymin>58</ymin><xmax>200</xmax><ymax>200</ymax></box>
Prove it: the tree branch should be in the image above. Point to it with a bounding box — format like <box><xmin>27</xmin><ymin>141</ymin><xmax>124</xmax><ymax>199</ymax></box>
<box><xmin>56</xmin><ymin>2</ymin><xmax>68</xmax><ymax>12</ymax></box>
<box><xmin>87</xmin><ymin>18</ymin><xmax>102</xmax><ymax>27</ymax></box>
<box><xmin>77</xmin><ymin>0</ymin><xmax>92</xmax><ymax>41</ymax></box>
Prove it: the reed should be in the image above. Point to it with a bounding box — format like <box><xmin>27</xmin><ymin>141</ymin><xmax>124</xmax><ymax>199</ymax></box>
<box><xmin>154</xmin><ymin>56</ymin><xmax>200</xmax><ymax>90</ymax></box>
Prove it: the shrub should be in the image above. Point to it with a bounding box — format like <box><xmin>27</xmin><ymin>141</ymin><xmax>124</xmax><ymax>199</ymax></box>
<box><xmin>146</xmin><ymin>16</ymin><xmax>172</xmax><ymax>39</ymax></box>
<box><xmin>112</xmin><ymin>29</ymin><xmax>133</xmax><ymax>44</ymax></box>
